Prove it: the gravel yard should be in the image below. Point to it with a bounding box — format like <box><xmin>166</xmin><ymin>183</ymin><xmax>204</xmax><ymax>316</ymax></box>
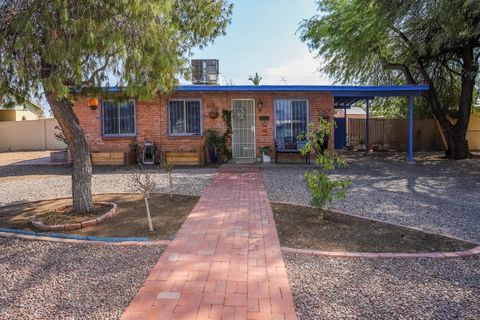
<box><xmin>263</xmin><ymin>152</ymin><xmax>480</xmax><ymax>243</ymax></box>
<box><xmin>0</xmin><ymin>165</ymin><xmax>215</xmax><ymax>206</ymax></box>
<box><xmin>0</xmin><ymin>237</ymin><xmax>164</xmax><ymax>320</ymax></box>
<box><xmin>2</xmin><ymin>151</ymin><xmax>480</xmax><ymax>320</ymax></box>
<box><xmin>284</xmin><ymin>253</ymin><xmax>480</xmax><ymax>320</ymax></box>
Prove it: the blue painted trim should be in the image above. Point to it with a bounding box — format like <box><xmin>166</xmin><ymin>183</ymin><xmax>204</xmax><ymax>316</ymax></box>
<box><xmin>409</xmin><ymin>96</ymin><xmax>414</xmax><ymax>161</ymax></box>
<box><xmin>0</xmin><ymin>228</ymin><xmax>149</xmax><ymax>242</ymax></box>
<box><xmin>97</xmin><ymin>85</ymin><xmax>429</xmax><ymax>97</ymax></box>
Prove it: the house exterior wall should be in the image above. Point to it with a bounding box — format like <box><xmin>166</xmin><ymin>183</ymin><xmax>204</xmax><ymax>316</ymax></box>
<box><xmin>0</xmin><ymin>110</ymin><xmax>16</xmax><ymax>121</ymax></box>
<box><xmin>72</xmin><ymin>91</ymin><xmax>334</xmax><ymax>160</ymax></box>
<box><xmin>0</xmin><ymin>109</ymin><xmax>42</xmax><ymax>122</ymax></box>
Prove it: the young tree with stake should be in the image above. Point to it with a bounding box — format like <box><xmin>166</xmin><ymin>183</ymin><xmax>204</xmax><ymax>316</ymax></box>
<box><xmin>128</xmin><ymin>168</ymin><xmax>157</xmax><ymax>232</ymax></box>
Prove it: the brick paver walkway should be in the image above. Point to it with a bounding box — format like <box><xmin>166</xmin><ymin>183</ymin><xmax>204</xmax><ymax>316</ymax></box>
<box><xmin>121</xmin><ymin>165</ymin><xmax>297</xmax><ymax>320</ymax></box>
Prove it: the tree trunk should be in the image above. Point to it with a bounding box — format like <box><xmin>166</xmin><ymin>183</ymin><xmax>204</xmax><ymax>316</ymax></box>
<box><xmin>46</xmin><ymin>94</ymin><xmax>94</xmax><ymax>213</ymax></box>
<box><xmin>444</xmin><ymin>125</ymin><xmax>470</xmax><ymax>159</ymax></box>
<box><xmin>420</xmin><ymin>79</ymin><xmax>473</xmax><ymax>160</ymax></box>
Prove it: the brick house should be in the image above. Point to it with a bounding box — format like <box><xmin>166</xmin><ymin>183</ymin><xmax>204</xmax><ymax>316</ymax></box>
<box><xmin>72</xmin><ymin>85</ymin><xmax>336</xmax><ymax>163</ymax></box>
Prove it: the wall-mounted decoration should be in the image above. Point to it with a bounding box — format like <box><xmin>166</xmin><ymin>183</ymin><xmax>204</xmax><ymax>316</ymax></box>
<box><xmin>257</xmin><ymin>99</ymin><xmax>264</xmax><ymax>112</ymax></box>
<box><xmin>88</xmin><ymin>97</ymin><xmax>99</xmax><ymax>110</ymax></box>
<box><xmin>208</xmin><ymin>103</ymin><xmax>219</xmax><ymax>119</ymax></box>
<box><xmin>259</xmin><ymin>115</ymin><xmax>270</xmax><ymax>121</ymax></box>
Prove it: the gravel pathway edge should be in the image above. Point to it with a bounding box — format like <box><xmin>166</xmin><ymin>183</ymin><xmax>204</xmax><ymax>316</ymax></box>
<box><xmin>0</xmin><ymin>231</ymin><xmax>171</xmax><ymax>246</ymax></box>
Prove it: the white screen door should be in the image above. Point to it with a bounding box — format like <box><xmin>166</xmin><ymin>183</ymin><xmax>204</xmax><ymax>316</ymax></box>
<box><xmin>232</xmin><ymin>99</ymin><xmax>255</xmax><ymax>159</ymax></box>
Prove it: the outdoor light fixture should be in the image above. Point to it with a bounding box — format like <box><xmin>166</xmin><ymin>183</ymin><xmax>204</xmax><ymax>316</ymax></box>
<box><xmin>88</xmin><ymin>97</ymin><xmax>99</xmax><ymax>111</ymax></box>
<box><xmin>257</xmin><ymin>99</ymin><xmax>264</xmax><ymax>112</ymax></box>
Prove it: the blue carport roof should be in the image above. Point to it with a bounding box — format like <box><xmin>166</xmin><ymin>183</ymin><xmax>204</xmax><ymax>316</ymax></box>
<box><xmin>175</xmin><ymin>85</ymin><xmax>429</xmax><ymax>109</ymax></box>
<box><xmin>102</xmin><ymin>84</ymin><xmax>429</xmax><ymax>108</ymax></box>
<box><xmin>104</xmin><ymin>84</ymin><xmax>428</xmax><ymax>94</ymax></box>
<box><xmin>174</xmin><ymin>84</ymin><xmax>428</xmax><ymax>96</ymax></box>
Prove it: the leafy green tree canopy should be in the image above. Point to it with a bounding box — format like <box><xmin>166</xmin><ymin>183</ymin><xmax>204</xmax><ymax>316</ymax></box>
<box><xmin>0</xmin><ymin>0</ymin><xmax>232</xmax><ymax>213</ymax></box>
<box><xmin>0</xmin><ymin>0</ymin><xmax>233</xmax><ymax>103</ymax></box>
<box><xmin>300</xmin><ymin>0</ymin><xmax>480</xmax><ymax>159</ymax></box>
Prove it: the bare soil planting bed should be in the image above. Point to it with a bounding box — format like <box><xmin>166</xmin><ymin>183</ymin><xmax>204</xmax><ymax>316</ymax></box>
<box><xmin>0</xmin><ymin>193</ymin><xmax>199</xmax><ymax>239</ymax></box>
<box><xmin>272</xmin><ymin>202</ymin><xmax>476</xmax><ymax>253</ymax></box>
<box><xmin>37</xmin><ymin>203</ymin><xmax>112</xmax><ymax>225</ymax></box>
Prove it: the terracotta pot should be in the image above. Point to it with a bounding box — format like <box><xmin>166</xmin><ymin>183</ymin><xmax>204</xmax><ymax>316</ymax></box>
<box><xmin>209</xmin><ymin>111</ymin><xmax>219</xmax><ymax>119</ymax></box>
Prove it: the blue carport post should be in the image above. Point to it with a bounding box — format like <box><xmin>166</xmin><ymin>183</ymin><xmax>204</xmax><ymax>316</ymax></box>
<box><xmin>344</xmin><ymin>107</ymin><xmax>347</xmax><ymax>148</ymax></box>
<box><xmin>365</xmin><ymin>99</ymin><xmax>370</xmax><ymax>155</ymax></box>
<box><xmin>408</xmin><ymin>95</ymin><xmax>414</xmax><ymax>162</ymax></box>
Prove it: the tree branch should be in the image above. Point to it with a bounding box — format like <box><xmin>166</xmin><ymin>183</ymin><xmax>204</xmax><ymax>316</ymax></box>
<box><xmin>381</xmin><ymin>61</ymin><xmax>417</xmax><ymax>84</ymax></box>
<box><xmin>442</xmin><ymin>60</ymin><xmax>462</xmax><ymax>77</ymax></box>
<box><xmin>82</xmin><ymin>55</ymin><xmax>112</xmax><ymax>85</ymax></box>
<box><xmin>389</xmin><ymin>26</ymin><xmax>414</xmax><ymax>49</ymax></box>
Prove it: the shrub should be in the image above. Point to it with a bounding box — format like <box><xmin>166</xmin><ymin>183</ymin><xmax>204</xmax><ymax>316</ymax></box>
<box><xmin>204</xmin><ymin>128</ymin><xmax>229</xmax><ymax>163</ymax></box>
<box><xmin>300</xmin><ymin>118</ymin><xmax>351</xmax><ymax>214</ymax></box>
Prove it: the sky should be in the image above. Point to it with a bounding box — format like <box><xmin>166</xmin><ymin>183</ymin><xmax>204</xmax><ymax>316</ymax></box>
<box><xmin>186</xmin><ymin>0</ymin><xmax>329</xmax><ymax>85</ymax></box>
<box><xmin>39</xmin><ymin>0</ymin><xmax>327</xmax><ymax>112</ymax></box>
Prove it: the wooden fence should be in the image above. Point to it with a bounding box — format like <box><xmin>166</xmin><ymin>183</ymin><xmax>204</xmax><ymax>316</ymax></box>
<box><xmin>347</xmin><ymin>118</ymin><xmax>444</xmax><ymax>151</ymax></box>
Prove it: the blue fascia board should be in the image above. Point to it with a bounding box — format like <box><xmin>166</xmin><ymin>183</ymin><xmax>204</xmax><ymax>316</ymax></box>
<box><xmin>175</xmin><ymin>85</ymin><xmax>429</xmax><ymax>95</ymax></box>
<box><xmin>98</xmin><ymin>84</ymin><xmax>429</xmax><ymax>97</ymax></box>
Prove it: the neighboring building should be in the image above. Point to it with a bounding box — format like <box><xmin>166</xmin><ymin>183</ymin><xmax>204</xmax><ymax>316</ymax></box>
<box><xmin>0</xmin><ymin>100</ymin><xmax>44</xmax><ymax>122</ymax></box>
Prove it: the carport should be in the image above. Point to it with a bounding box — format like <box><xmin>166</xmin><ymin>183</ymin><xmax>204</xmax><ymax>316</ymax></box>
<box><xmin>332</xmin><ymin>85</ymin><xmax>429</xmax><ymax>162</ymax></box>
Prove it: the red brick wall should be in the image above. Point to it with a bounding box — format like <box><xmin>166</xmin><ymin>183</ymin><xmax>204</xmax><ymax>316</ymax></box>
<box><xmin>72</xmin><ymin>91</ymin><xmax>334</xmax><ymax>160</ymax></box>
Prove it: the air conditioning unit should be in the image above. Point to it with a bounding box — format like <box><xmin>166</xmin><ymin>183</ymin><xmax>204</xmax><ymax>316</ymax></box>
<box><xmin>191</xmin><ymin>59</ymin><xmax>219</xmax><ymax>85</ymax></box>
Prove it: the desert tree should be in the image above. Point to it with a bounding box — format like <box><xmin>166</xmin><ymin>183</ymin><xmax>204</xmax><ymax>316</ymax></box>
<box><xmin>300</xmin><ymin>0</ymin><xmax>480</xmax><ymax>159</ymax></box>
<box><xmin>0</xmin><ymin>0</ymin><xmax>232</xmax><ymax>212</ymax></box>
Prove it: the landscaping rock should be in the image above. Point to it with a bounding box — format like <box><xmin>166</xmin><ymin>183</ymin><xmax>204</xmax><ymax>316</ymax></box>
<box><xmin>0</xmin><ymin>166</ymin><xmax>215</xmax><ymax>206</ymax></box>
<box><xmin>0</xmin><ymin>237</ymin><xmax>164</xmax><ymax>320</ymax></box>
<box><xmin>262</xmin><ymin>153</ymin><xmax>480</xmax><ymax>243</ymax></box>
<box><xmin>284</xmin><ymin>252</ymin><xmax>480</xmax><ymax>320</ymax></box>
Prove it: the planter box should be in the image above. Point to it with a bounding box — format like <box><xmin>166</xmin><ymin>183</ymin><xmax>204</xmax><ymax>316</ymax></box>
<box><xmin>165</xmin><ymin>151</ymin><xmax>204</xmax><ymax>166</ymax></box>
<box><xmin>91</xmin><ymin>152</ymin><xmax>128</xmax><ymax>165</ymax></box>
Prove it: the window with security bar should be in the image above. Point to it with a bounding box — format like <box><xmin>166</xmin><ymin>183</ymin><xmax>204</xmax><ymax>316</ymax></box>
<box><xmin>102</xmin><ymin>100</ymin><xmax>136</xmax><ymax>136</ymax></box>
<box><xmin>168</xmin><ymin>99</ymin><xmax>202</xmax><ymax>135</ymax></box>
<box><xmin>274</xmin><ymin>99</ymin><xmax>308</xmax><ymax>139</ymax></box>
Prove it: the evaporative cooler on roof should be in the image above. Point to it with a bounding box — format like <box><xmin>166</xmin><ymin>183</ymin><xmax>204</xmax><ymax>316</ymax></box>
<box><xmin>191</xmin><ymin>59</ymin><xmax>219</xmax><ymax>85</ymax></box>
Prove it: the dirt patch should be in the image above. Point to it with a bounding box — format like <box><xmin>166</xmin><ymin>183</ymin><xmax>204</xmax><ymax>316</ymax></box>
<box><xmin>272</xmin><ymin>202</ymin><xmax>476</xmax><ymax>253</ymax></box>
<box><xmin>0</xmin><ymin>193</ymin><xmax>198</xmax><ymax>239</ymax></box>
<box><xmin>34</xmin><ymin>203</ymin><xmax>111</xmax><ymax>225</ymax></box>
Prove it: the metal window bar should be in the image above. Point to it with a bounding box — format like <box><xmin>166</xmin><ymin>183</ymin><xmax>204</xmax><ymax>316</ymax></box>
<box><xmin>102</xmin><ymin>100</ymin><xmax>135</xmax><ymax>136</ymax></box>
<box><xmin>169</xmin><ymin>100</ymin><xmax>201</xmax><ymax>135</ymax></box>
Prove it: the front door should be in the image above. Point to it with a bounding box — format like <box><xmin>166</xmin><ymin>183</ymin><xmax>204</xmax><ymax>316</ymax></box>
<box><xmin>232</xmin><ymin>99</ymin><xmax>255</xmax><ymax>159</ymax></box>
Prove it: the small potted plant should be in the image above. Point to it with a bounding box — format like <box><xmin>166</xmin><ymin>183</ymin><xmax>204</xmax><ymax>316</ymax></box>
<box><xmin>259</xmin><ymin>146</ymin><xmax>272</xmax><ymax>163</ymax></box>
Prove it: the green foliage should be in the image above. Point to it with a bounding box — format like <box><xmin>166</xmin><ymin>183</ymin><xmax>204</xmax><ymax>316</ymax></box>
<box><xmin>0</xmin><ymin>0</ymin><xmax>233</xmax><ymax>103</ymax></box>
<box><xmin>248</xmin><ymin>72</ymin><xmax>262</xmax><ymax>85</ymax></box>
<box><xmin>222</xmin><ymin>109</ymin><xmax>233</xmax><ymax>158</ymax></box>
<box><xmin>299</xmin><ymin>0</ymin><xmax>480</xmax><ymax>137</ymax></box>
<box><xmin>363</xmin><ymin>97</ymin><xmax>432</xmax><ymax>119</ymax></box>
<box><xmin>259</xmin><ymin>146</ymin><xmax>272</xmax><ymax>156</ymax></box>
<box><xmin>300</xmin><ymin>118</ymin><xmax>351</xmax><ymax>211</ymax></box>
<box><xmin>204</xmin><ymin>128</ymin><xmax>229</xmax><ymax>163</ymax></box>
